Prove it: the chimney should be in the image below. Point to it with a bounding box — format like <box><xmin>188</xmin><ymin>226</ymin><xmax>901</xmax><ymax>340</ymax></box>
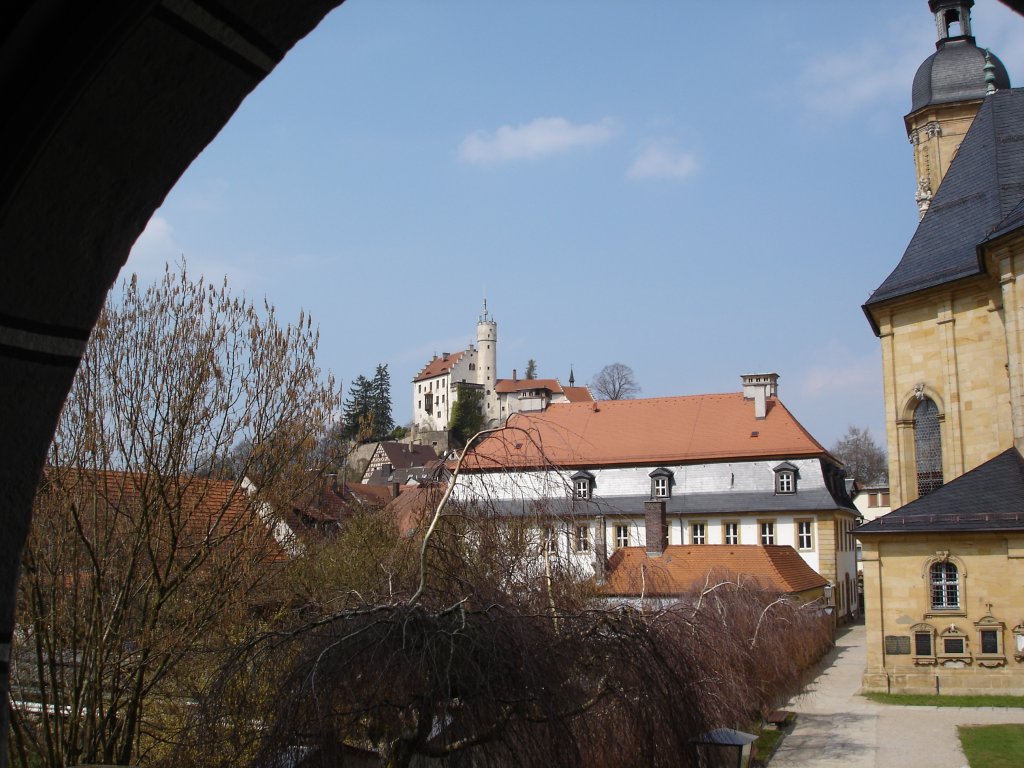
<box><xmin>593</xmin><ymin>515</ymin><xmax>608</xmax><ymax>584</ymax></box>
<box><xmin>644</xmin><ymin>500</ymin><xmax>667</xmax><ymax>557</ymax></box>
<box><xmin>391</xmin><ymin>481</ymin><xmax>401</xmax><ymax>498</ymax></box>
<box><xmin>513</xmin><ymin>368</ymin><xmax>518</xmax><ymax>382</ymax></box>
<box><xmin>741</xmin><ymin>373</ymin><xmax>780</xmax><ymax>420</ymax></box>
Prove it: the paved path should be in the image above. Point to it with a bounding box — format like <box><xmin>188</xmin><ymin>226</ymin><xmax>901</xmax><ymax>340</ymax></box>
<box><xmin>769</xmin><ymin>622</ymin><xmax>1024</xmax><ymax>768</ymax></box>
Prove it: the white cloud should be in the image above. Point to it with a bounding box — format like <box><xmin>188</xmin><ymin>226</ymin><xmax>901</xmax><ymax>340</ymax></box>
<box><xmin>797</xmin><ymin>14</ymin><xmax>930</xmax><ymax>118</ymax></box>
<box><xmin>458</xmin><ymin>117</ymin><xmax>616</xmax><ymax>165</ymax></box>
<box><xmin>627</xmin><ymin>140</ymin><xmax>698</xmax><ymax>180</ymax></box>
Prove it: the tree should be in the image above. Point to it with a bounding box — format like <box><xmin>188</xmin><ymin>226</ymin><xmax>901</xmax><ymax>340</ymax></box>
<box><xmin>370</xmin><ymin>363</ymin><xmax>395</xmax><ymax>439</ymax></box>
<box><xmin>831</xmin><ymin>425</ymin><xmax>888</xmax><ymax>485</ymax></box>
<box><xmin>525</xmin><ymin>359</ymin><xmax>537</xmax><ymax>380</ymax></box>
<box><xmin>591</xmin><ymin>363</ymin><xmax>641</xmax><ymax>400</ymax></box>
<box><xmin>7</xmin><ymin>266</ymin><xmax>341</xmax><ymax>768</ymax></box>
<box><xmin>342</xmin><ymin>374</ymin><xmax>374</xmax><ymax>442</ymax></box>
<box><xmin>180</xmin><ymin>431</ymin><xmax>832</xmax><ymax>768</ymax></box>
<box><xmin>448</xmin><ymin>385</ymin><xmax>485</xmax><ymax>448</ymax></box>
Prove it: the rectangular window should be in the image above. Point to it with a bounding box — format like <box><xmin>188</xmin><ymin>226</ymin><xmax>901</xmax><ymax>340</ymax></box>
<box><xmin>760</xmin><ymin>520</ymin><xmax>775</xmax><ymax>545</ymax></box>
<box><xmin>691</xmin><ymin>522</ymin><xmax>706</xmax><ymax>545</ymax></box>
<box><xmin>914</xmin><ymin>632</ymin><xmax>933</xmax><ymax>657</ymax></box>
<box><xmin>981</xmin><ymin>629</ymin><xmax>999</xmax><ymax>655</ymax></box>
<box><xmin>575</xmin><ymin>479</ymin><xmax>590</xmax><ymax>499</ymax></box>
<box><xmin>615</xmin><ymin>525</ymin><xmax>629</xmax><ymax>549</ymax></box>
<box><xmin>797</xmin><ymin>520</ymin><xmax>813</xmax><ymax>550</ymax></box>
<box><xmin>943</xmin><ymin>637</ymin><xmax>965</xmax><ymax>655</ymax></box>
<box><xmin>653</xmin><ymin>476</ymin><xmax>669</xmax><ymax>497</ymax></box>
<box><xmin>723</xmin><ymin>521</ymin><xmax>739</xmax><ymax>545</ymax></box>
<box><xmin>575</xmin><ymin>526</ymin><xmax>590</xmax><ymax>552</ymax></box>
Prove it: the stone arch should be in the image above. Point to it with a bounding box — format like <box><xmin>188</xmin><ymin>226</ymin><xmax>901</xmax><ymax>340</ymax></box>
<box><xmin>0</xmin><ymin>3</ymin><xmax>345</xmax><ymax>755</ymax></box>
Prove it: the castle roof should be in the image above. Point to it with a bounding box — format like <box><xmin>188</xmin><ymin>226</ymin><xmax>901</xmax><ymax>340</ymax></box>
<box><xmin>462</xmin><ymin>392</ymin><xmax>826</xmax><ymax>471</ymax></box>
<box><xmin>413</xmin><ymin>350</ymin><xmax>466</xmax><ymax>382</ymax></box>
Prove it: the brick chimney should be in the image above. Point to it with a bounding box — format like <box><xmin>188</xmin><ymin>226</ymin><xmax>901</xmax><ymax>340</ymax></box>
<box><xmin>741</xmin><ymin>373</ymin><xmax>780</xmax><ymax>420</ymax></box>
<box><xmin>513</xmin><ymin>368</ymin><xmax>518</xmax><ymax>382</ymax></box>
<box><xmin>593</xmin><ymin>515</ymin><xmax>608</xmax><ymax>584</ymax></box>
<box><xmin>644</xmin><ymin>500</ymin><xmax>667</xmax><ymax>557</ymax></box>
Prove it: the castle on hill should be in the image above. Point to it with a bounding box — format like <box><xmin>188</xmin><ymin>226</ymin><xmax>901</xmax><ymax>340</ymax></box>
<box><xmin>411</xmin><ymin>303</ymin><xmax>593</xmax><ymax>445</ymax></box>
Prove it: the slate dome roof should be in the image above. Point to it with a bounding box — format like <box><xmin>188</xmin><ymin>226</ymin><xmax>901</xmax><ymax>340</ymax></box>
<box><xmin>910</xmin><ymin>37</ymin><xmax>1010</xmax><ymax>113</ymax></box>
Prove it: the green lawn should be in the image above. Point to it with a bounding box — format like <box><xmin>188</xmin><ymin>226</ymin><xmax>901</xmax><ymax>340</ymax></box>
<box><xmin>959</xmin><ymin>724</ymin><xmax>1024</xmax><ymax>767</ymax></box>
<box><xmin>864</xmin><ymin>692</ymin><xmax>1024</xmax><ymax>708</ymax></box>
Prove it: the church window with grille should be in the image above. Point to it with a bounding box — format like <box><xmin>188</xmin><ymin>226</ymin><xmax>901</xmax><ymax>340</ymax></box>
<box><xmin>930</xmin><ymin>561</ymin><xmax>959</xmax><ymax>610</ymax></box>
<box><xmin>914</xmin><ymin>397</ymin><xmax>943</xmax><ymax>497</ymax></box>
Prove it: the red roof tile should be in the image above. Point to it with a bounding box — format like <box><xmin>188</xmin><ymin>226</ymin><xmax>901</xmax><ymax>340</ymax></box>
<box><xmin>601</xmin><ymin>545</ymin><xmax>827</xmax><ymax>597</ymax></box>
<box><xmin>494</xmin><ymin>378</ymin><xmax>563</xmax><ymax>394</ymax></box>
<box><xmin>562</xmin><ymin>386</ymin><xmax>595</xmax><ymax>403</ymax></box>
<box><xmin>414</xmin><ymin>351</ymin><xmax>466</xmax><ymax>382</ymax></box>
<box><xmin>463</xmin><ymin>393</ymin><xmax>825</xmax><ymax>470</ymax></box>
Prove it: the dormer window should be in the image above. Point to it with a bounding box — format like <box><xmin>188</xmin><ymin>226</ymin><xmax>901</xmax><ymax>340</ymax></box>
<box><xmin>571</xmin><ymin>470</ymin><xmax>595</xmax><ymax>500</ymax></box>
<box><xmin>649</xmin><ymin>467</ymin><xmax>674</xmax><ymax>499</ymax></box>
<box><xmin>773</xmin><ymin>461</ymin><xmax>799</xmax><ymax>494</ymax></box>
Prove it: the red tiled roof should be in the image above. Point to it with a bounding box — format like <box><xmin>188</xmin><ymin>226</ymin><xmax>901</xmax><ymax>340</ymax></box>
<box><xmin>601</xmin><ymin>545</ymin><xmax>828</xmax><ymax>597</ymax></box>
<box><xmin>383</xmin><ymin>484</ymin><xmax>443</xmax><ymax>536</ymax></box>
<box><xmin>494</xmin><ymin>378</ymin><xmax>563</xmax><ymax>394</ymax></box>
<box><xmin>414</xmin><ymin>351</ymin><xmax>466</xmax><ymax>382</ymax></box>
<box><xmin>41</xmin><ymin>468</ymin><xmax>290</xmax><ymax>562</ymax></box>
<box><xmin>562</xmin><ymin>386</ymin><xmax>594</xmax><ymax>403</ymax></box>
<box><xmin>463</xmin><ymin>393</ymin><xmax>825</xmax><ymax>470</ymax></box>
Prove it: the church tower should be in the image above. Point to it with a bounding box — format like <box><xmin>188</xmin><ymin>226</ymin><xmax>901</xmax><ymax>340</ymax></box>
<box><xmin>476</xmin><ymin>301</ymin><xmax>498</xmax><ymax>422</ymax></box>
<box><xmin>905</xmin><ymin>1</ymin><xmax>1009</xmax><ymax>218</ymax></box>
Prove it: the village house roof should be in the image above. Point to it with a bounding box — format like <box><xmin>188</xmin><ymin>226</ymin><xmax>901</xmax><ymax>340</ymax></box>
<box><xmin>600</xmin><ymin>545</ymin><xmax>828</xmax><ymax>598</ymax></box>
<box><xmin>494</xmin><ymin>378</ymin><xmax>595</xmax><ymax>402</ymax></box>
<box><xmin>562</xmin><ymin>386</ymin><xmax>595</xmax><ymax>403</ymax></box>
<box><xmin>865</xmin><ymin>89</ymin><xmax>1024</xmax><ymax>322</ymax></box>
<box><xmin>463</xmin><ymin>393</ymin><xmax>827</xmax><ymax>471</ymax></box>
<box><xmin>413</xmin><ymin>351</ymin><xmax>466</xmax><ymax>382</ymax></box>
<box><xmin>494</xmin><ymin>378</ymin><xmax>563</xmax><ymax>394</ymax></box>
<box><xmin>857</xmin><ymin>447</ymin><xmax>1024</xmax><ymax>535</ymax></box>
<box><xmin>375</xmin><ymin>441</ymin><xmax>438</xmax><ymax>470</ymax></box>
<box><xmin>41</xmin><ymin>468</ymin><xmax>291</xmax><ymax>561</ymax></box>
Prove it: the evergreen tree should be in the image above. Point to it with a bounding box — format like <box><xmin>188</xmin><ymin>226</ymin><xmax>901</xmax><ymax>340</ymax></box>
<box><xmin>525</xmin><ymin>359</ymin><xmax>537</xmax><ymax>380</ymax></box>
<box><xmin>342</xmin><ymin>374</ymin><xmax>374</xmax><ymax>442</ymax></box>
<box><xmin>370</xmin><ymin>363</ymin><xmax>395</xmax><ymax>439</ymax></box>
<box><xmin>448</xmin><ymin>385</ymin><xmax>485</xmax><ymax>448</ymax></box>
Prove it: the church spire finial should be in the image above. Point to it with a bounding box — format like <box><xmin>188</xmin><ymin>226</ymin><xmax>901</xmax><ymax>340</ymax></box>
<box><xmin>984</xmin><ymin>49</ymin><xmax>997</xmax><ymax>94</ymax></box>
<box><xmin>480</xmin><ymin>298</ymin><xmax>490</xmax><ymax>323</ymax></box>
<box><xmin>569</xmin><ymin>365</ymin><xmax>576</xmax><ymax>387</ymax></box>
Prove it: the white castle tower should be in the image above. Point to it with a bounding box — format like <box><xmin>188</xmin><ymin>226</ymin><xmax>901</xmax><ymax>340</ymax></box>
<box><xmin>476</xmin><ymin>300</ymin><xmax>498</xmax><ymax>422</ymax></box>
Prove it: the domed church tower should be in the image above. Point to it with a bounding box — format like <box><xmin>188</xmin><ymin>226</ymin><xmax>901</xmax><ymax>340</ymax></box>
<box><xmin>906</xmin><ymin>0</ymin><xmax>1010</xmax><ymax>218</ymax></box>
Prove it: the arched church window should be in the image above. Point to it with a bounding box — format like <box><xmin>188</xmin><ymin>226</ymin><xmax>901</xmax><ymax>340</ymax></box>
<box><xmin>914</xmin><ymin>397</ymin><xmax>943</xmax><ymax>497</ymax></box>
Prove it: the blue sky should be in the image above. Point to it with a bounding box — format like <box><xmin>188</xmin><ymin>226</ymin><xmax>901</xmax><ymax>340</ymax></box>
<box><xmin>126</xmin><ymin>0</ymin><xmax>1024</xmax><ymax>450</ymax></box>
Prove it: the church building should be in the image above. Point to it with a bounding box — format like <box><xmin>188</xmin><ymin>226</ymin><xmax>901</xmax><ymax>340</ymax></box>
<box><xmin>858</xmin><ymin>0</ymin><xmax>1024</xmax><ymax>694</ymax></box>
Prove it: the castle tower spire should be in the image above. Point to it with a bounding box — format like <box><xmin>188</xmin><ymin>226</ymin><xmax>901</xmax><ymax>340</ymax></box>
<box><xmin>476</xmin><ymin>301</ymin><xmax>498</xmax><ymax>422</ymax></box>
<box><xmin>906</xmin><ymin>1</ymin><xmax>1010</xmax><ymax>219</ymax></box>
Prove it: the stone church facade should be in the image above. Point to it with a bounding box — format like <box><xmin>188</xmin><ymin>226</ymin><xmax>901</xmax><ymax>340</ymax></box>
<box><xmin>858</xmin><ymin>0</ymin><xmax>1024</xmax><ymax>694</ymax></box>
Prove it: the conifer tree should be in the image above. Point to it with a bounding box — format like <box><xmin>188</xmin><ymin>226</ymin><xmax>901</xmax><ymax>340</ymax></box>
<box><xmin>370</xmin><ymin>363</ymin><xmax>395</xmax><ymax>439</ymax></box>
<box><xmin>525</xmin><ymin>359</ymin><xmax>537</xmax><ymax>380</ymax></box>
<box><xmin>342</xmin><ymin>374</ymin><xmax>374</xmax><ymax>442</ymax></box>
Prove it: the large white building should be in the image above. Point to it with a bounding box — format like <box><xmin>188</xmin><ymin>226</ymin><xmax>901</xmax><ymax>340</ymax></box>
<box><xmin>456</xmin><ymin>374</ymin><xmax>862</xmax><ymax>621</ymax></box>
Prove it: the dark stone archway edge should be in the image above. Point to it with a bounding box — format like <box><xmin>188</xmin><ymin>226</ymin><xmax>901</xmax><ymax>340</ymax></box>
<box><xmin>0</xmin><ymin>3</ymin><xmax>344</xmax><ymax>764</ymax></box>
